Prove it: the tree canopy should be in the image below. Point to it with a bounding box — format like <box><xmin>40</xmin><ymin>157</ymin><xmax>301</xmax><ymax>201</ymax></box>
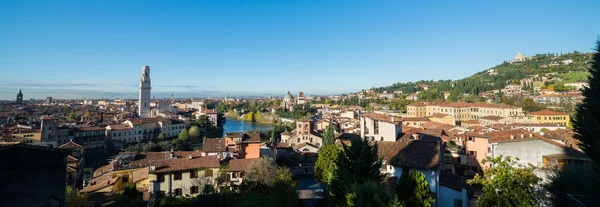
<box><xmin>467</xmin><ymin>156</ymin><xmax>540</xmax><ymax>207</ymax></box>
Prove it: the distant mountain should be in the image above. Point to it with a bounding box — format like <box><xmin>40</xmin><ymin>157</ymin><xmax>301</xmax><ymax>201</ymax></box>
<box><xmin>372</xmin><ymin>51</ymin><xmax>593</xmax><ymax>101</ymax></box>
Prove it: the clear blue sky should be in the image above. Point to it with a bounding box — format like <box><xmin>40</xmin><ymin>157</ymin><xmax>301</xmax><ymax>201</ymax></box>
<box><xmin>1</xmin><ymin>0</ymin><xmax>599</xmax><ymax>100</ymax></box>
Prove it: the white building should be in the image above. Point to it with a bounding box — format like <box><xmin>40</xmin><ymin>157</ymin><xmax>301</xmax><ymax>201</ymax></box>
<box><xmin>360</xmin><ymin>113</ymin><xmax>402</xmax><ymax>142</ymax></box>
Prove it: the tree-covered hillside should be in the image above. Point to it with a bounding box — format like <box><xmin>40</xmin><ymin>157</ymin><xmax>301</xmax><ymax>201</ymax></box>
<box><xmin>373</xmin><ymin>51</ymin><xmax>593</xmax><ymax>101</ymax></box>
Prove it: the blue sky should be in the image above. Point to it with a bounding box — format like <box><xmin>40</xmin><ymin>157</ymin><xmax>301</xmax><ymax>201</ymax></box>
<box><xmin>1</xmin><ymin>0</ymin><xmax>599</xmax><ymax>100</ymax></box>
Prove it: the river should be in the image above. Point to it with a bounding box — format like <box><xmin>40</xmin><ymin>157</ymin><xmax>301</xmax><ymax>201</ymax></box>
<box><xmin>222</xmin><ymin>118</ymin><xmax>273</xmax><ymax>137</ymax></box>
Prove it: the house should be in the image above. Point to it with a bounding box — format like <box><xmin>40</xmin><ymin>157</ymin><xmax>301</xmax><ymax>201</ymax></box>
<box><xmin>478</xmin><ymin>116</ymin><xmax>511</xmax><ymax>126</ymax></box>
<box><xmin>72</xmin><ymin>126</ymin><xmax>106</xmax><ymax>149</ymax></box>
<box><xmin>464</xmin><ymin>129</ymin><xmax>589</xmax><ymax>175</ymax></box>
<box><xmin>202</xmin><ymin>138</ymin><xmax>236</xmax><ymax>159</ymax></box>
<box><xmin>460</xmin><ymin>120</ymin><xmax>480</xmax><ymax>128</ymax></box>
<box><xmin>529</xmin><ymin>110</ymin><xmax>570</xmax><ymax>126</ymax></box>
<box><xmin>196</xmin><ymin>110</ymin><xmax>218</xmax><ymax>127</ymax></box>
<box><xmin>59</xmin><ymin>141</ymin><xmax>85</xmax><ymax>188</ymax></box>
<box><xmin>106</xmin><ymin>124</ymin><xmax>134</xmax><ymax>144</ymax></box>
<box><xmin>293</xmin><ymin>142</ymin><xmax>319</xmax><ymax>153</ymax></box>
<box><xmin>360</xmin><ymin>113</ymin><xmax>403</xmax><ymax>142</ymax></box>
<box><xmin>280</xmin><ymin>118</ymin><xmax>323</xmax><ymax>148</ymax></box>
<box><xmin>402</xmin><ymin>117</ymin><xmax>430</xmax><ymax>128</ymax></box>
<box><xmin>225</xmin><ymin>158</ymin><xmax>260</xmax><ymax>190</ymax></box>
<box><xmin>237</xmin><ymin>133</ymin><xmax>261</xmax><ymax>159</ymax></box>
<box><xmin>428</xmin><ymin>113</ymin><xmax>456</xmax><ymax>126</ymax></box>
<box><xmin>0</xmin><ymin>142</ymin><xmax>69</xmax><ymax>207</ymax></box>
<box><xmin>148</xmin><ymin>156</ymin><xmax>220</xmax><ymax>197</ymax></box>
<box><xmin>376</xmin><ymin>140</ymin><xmax>442</xmax><ymax>204</ymax></box>
<box><xmin>438</xmin><ymin>171</ymin><xmax>474</xmax><ymax>207</ymax></box>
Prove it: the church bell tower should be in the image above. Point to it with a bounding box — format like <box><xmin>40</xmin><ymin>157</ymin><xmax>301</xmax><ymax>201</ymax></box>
<box><xmin>138</xmin><ymin>66</ymin><xmax>151</xmax><ymax>118</ymax></box>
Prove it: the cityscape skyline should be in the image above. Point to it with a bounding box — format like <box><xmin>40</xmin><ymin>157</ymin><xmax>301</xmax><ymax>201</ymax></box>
<box><xmin>2</xmin><ymin>0</ymin><xmax>600</xmax><ymax>100</ymax></box>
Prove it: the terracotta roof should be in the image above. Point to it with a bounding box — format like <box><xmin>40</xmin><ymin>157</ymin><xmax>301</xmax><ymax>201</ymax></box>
<box><xmin>401</xmin><ymin>117</ymin><xmax>430</xmax><ymax>122</ymax></box>
<box><xmin>201</xmin><ymin>110</ymin><xmax>217</xmax><ymax>114</ymax></box>
<box><xmin>385</xmin><ymin>140</ymin><xmax>441</xmax><ymax>170</ymax></box>
<box><xmin>129</xmin><ymin>151</ymin><xmax>205</xmax><ymax>167</ymax></box>
<box><xmin>225</xmin><ymin>132</ymin><xmax>243</xmax><ymax>138</ymax></box>
<box><xmin>479</xmin><ymin>116</ymin><xmax>506</xmax><ymax>121</ymax></box>
<box><xmin>297</xmin><ymin>118</ymin><xmax>314</xmax><ymax>122</ymax></box>
<box><xmin>74</xmin><ymin>126</ymin><xmax>105</xmax><ymax>131</ymax></box>
<box><xmin>132</xmin><ymin>167</ymin><xmax>149</xmax><ymax>183</ymax></box>
<box><xmin>58</xmin><ymin>141</ymin><xmax>83</xmax><ymax>149</ymax></box>
<box><xmin>81</xmin><ymin>173</ymin><xmax>119</xmax><ymax>193</ymax></box>
<box><xmin>150</xmin><ymin>156</ymin><xmax>219</xmax><ymax>173</ymax></box>
<box><xmin>529</xmin><ymin>110</ymin><xmax>569</xmax><ymax>116</ymax></box>
<box><xmin>429</xmin><ymin>113</ymin><xmax>450</xmax><ymax>118</ymax></box>
<box><xmin>461</xmin><ymin>120</ymin><xmax>480</xmax><ymax>124</ymax></box>
<box><xmin>375</xmin><ymin>141</ymin><xmax>411</xmax><ymax>161</ymax></box>
<box><xmin>243</xmin><ymin>133</ymin><xmax>261</xmax><ymax>143</ymax></box>
<box><xmin>228</xmin><ymin>158</ymin><xmax>260</xmax><ymax>172</ymax></box>
<box><xmin>281</xmin><ymin>131</ymin><xmax>292</xmax><ymax>136</ymax></box>
<box><xmin>360</xmin><ymin>113</ymin><xmax>402</xmax><ymax>124</ymax></box>
<box><xmin>67</xmin><ymin>165</ymin><xmax>77</xmax><ymax>173</ymax></box>
<box><xmin>276</xmin><ymin>142</ymin><xmax>291</xmax><ymax>148</ymax></box>
<box><xmin>292</xmin><ymin>142</ymin><xmax>318</xmax><ymax>151</ymax></box>
<box><xmin>202</xmin><ymin>138</ymin><xmax>227</xmax><ymax>152</ymax></box>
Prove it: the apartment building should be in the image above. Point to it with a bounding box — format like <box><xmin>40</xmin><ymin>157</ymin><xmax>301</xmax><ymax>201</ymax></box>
<box><xmin>406</xmin><ymin>102</ymin><xmax>523</xmax><ymax>121</ymax></box>
<box><xmin>360</xmin><ymin>113</ymin><xmax>403</xmax><ymax>142</ymax></box>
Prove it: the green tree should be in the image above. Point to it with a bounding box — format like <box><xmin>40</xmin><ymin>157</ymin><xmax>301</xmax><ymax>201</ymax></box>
<box><xmin>467</xmin><ymin>156</ymin><xmax>540</xmax><ymax>207</ymax></box>
<box><xmin>66</xmin><ymin>185</ymin><xmax>88</xmax><ymax>207</ymax></box>
<box><xmin>314</xmin><ymin>144</ymin><xmax>342</xmax><ymax>184</ymax></box>
<box><xmin>547</xmin><ymin>164</ymin><xmax>600</xmax><ymax>206</ymax></box>
<box><xmin>188</xmin><ymin>126</ymin><xmax>201</xmax><ymax>140</ymax></box>
<box><xmin>196</xmin><ymin>115</ymin><xmax>214</xmax><ymax>129</ymax></box>
<box><xmin>574</xmin><ymin>39</ymin><xmax>600</xmax><ymax>165</ymax></box>
<box><xmin>178</xmin><ymin>128</ymin><xmax>189</xmax><ymax>141</ymax></box>
<box><xmin>156</xmin><ymin>132</ymin><xmax>165</xmax><ymax>140</ymax></box>
<box><xmin>112</xmin><ymin>185</ymin><xmax>143</xmax><ymax>207</ymax></box>
<box><xmin>345</xmin><ymin>181</ymin><xmax>403</xmax><ymax>207</ymax></box>
<box><xmin>395</xmin><ymin>170</ymin><xmax>434</xmax><ymax>207</ymax></box>
<box><xmin>522</xmin><ymin>98</ymin><xmax>544</xmax><ymax>112</ymax></box>
<box><xmin>323</xmin><ymin>120</ymin><xmax>335</xmax><ymax>147</ymax></box>
<box><xmin>329</xmin><ymin>138</ymin><xmax>383</xmax><ymax>204</ymax></box>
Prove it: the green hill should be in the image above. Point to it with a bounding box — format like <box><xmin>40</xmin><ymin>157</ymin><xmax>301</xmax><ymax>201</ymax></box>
<box><xmin>373</xmin><ymin>51</ymin><xmax>593</xmax><ymax>101</ymax></box>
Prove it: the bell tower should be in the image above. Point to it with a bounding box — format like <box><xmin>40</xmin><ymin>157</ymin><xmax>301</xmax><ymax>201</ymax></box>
<box><xmin>138</xmin><ymin>66</ymin><xmax>152</xmax><ymax>118</ymax></box>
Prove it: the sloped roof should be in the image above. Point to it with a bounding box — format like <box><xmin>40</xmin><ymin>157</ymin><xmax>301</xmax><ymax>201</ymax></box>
<box><xmin>228</xmin><ymin>158</ymin><xmax>260</xmax><ymax>172</ymax></box>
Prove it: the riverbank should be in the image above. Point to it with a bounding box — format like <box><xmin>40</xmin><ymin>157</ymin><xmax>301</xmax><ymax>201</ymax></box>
<box><xmin>224</xmin><ymin>110</ymin><xmax>275</xmax><ymax>125</ymax></box>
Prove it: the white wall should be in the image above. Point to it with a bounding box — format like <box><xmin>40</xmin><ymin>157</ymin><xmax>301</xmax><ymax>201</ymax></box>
<box><xmin>439</xmin><ymin>186</ymin><xmax>468</xmax><ymax>207</ymax></box>
<box><xmin>493</xmin><ymin>139</ymin><xmax>566</xmax><ymax>168</ymax></box>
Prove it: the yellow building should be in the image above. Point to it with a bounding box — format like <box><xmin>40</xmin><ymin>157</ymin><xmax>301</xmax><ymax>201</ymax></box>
<box><xmin>529</xmin><ymin>110</ymin><xmax>570</xmax><ymax>126</ymax></box>
<box><xmin>428</xmin><ymin>113</ymin><xmax>456</xmax><ymax>126</ymax></box>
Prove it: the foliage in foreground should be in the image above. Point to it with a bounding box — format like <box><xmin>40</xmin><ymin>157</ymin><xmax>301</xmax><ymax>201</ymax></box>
<box><xmin>66</xmin><ymin>185</ymin><xmax>88</xmax><ymax>207</ymax></box>
<box><xmin>467</xmin><ymin>156</ymin><xmax>540</xmax><ymax>207</ymax></box>
<box><xmin>395</xmin><ymin>170</ymin><xmax>434</xmax><ymax>207</ymax></box>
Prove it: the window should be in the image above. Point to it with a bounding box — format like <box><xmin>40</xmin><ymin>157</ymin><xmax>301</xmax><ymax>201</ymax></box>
<box><xmin>122</xmin><ymin>175</ymin><xmax>129</xmax><ymax>183</ymax></box>
<box><xmin>204</xmin><ymin>169</ymin><xmax>213</xmax><ymax>177</ymax></box>
<box><xmin>157</xmin><ymin>174</ymin><xmax>165</xmax><ymax>182</ymax></box>
<box><xmin>174</xmin><ymin>172</ymin><xmax>182</xmax><ymax>180</ymax></box>
<box><xmin>468</xmin><ymin>150</ymin><xmax>476</xmax><ymax>157</ymax></box>
<box><xmin>190</xmin><ymin>186</ymin><xmax>199</xmax><ymax>194</ymax></box>
<box><xmin>190</xmin><ymin>170</ymin><xmax>197</xmax><ymax>178</ymax></box>
<box><xmin>174</xmin><ymin>188</ymin><xmax>183</xmax><ymax>196</ymax></box>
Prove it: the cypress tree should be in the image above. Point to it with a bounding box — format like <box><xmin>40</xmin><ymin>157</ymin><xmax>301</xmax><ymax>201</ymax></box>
<box><xmin>323</xmin><ymin>120</ymin><xmax>335</xmax><ymax>147</ymax></box>
<box><xmin>574</xmin><ymin>39</ymin><xmax>600</xmax><ymax>165</ymax></box>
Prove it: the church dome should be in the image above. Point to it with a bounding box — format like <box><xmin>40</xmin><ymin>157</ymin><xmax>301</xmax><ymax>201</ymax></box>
<box><xmin>284</xmin><ymin>91</ymin><xmax>294</xmax><ymax>102</ymax></box>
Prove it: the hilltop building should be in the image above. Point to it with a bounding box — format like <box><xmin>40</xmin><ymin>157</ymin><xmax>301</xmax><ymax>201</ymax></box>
<box><xmin>511</xmin><ymin>52</ymin><xmax>526</xmax><ymax>63</ymax></box>
<box><xmin>139</xmin><ymin>66</ymin><xmax>152</xmax><ymax>118</ymax></box>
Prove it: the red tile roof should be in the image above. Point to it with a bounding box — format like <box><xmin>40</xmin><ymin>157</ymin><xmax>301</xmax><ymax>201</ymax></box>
<box><xmin>228</xmin><ymin>158</ymin><xmax>260</xmax><ymax>172</ymax></box>
<box><xmin>361</xmin><ymin>113</ymin><xmax>402</xmax><ymax>124</ymax></box>
<box><xmin>529</xmin><ymin>110</ymin><xmax>569</xmax><ymax>116</ymax></box>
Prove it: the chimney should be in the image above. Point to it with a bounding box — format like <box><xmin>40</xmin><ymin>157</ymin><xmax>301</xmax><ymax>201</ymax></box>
<box><xmin>391</xmin><ymin>116</ymin><xmax>395</xmax><ymax>122</ymax></box>
<box><xmin>169</xmin><ymin>153</ymin><xmax>174</xmax><ymax>159</ymax></box>
<box><xmin>510</xmin><ymin>135</ymin><xmax>515</xmax><ymax>140</ymax></box>
<box><xmin>149</xmin><ymin>165</ymin><xmax>156</xmax><ymax>172</ymax></box>
<box><xmin>520</xmin><ymin>134</ymin><xmax>524</xmax><ymax>139</ymax></box>
<box><xmin>529</xmin><ymin>133</ymin><xmax>533</xmax><ymax>137</ymax></box>
<box><xmin>188</xmin><ymin>154</ymin><xmax>193</xmax><ymax>160</ymax></box>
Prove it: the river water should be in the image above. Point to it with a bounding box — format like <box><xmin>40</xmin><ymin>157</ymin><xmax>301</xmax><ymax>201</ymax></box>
<box><xmin>222</xmin><ymin>118</ymin><xmax>273</xmax><ymax>137</ymax></box>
